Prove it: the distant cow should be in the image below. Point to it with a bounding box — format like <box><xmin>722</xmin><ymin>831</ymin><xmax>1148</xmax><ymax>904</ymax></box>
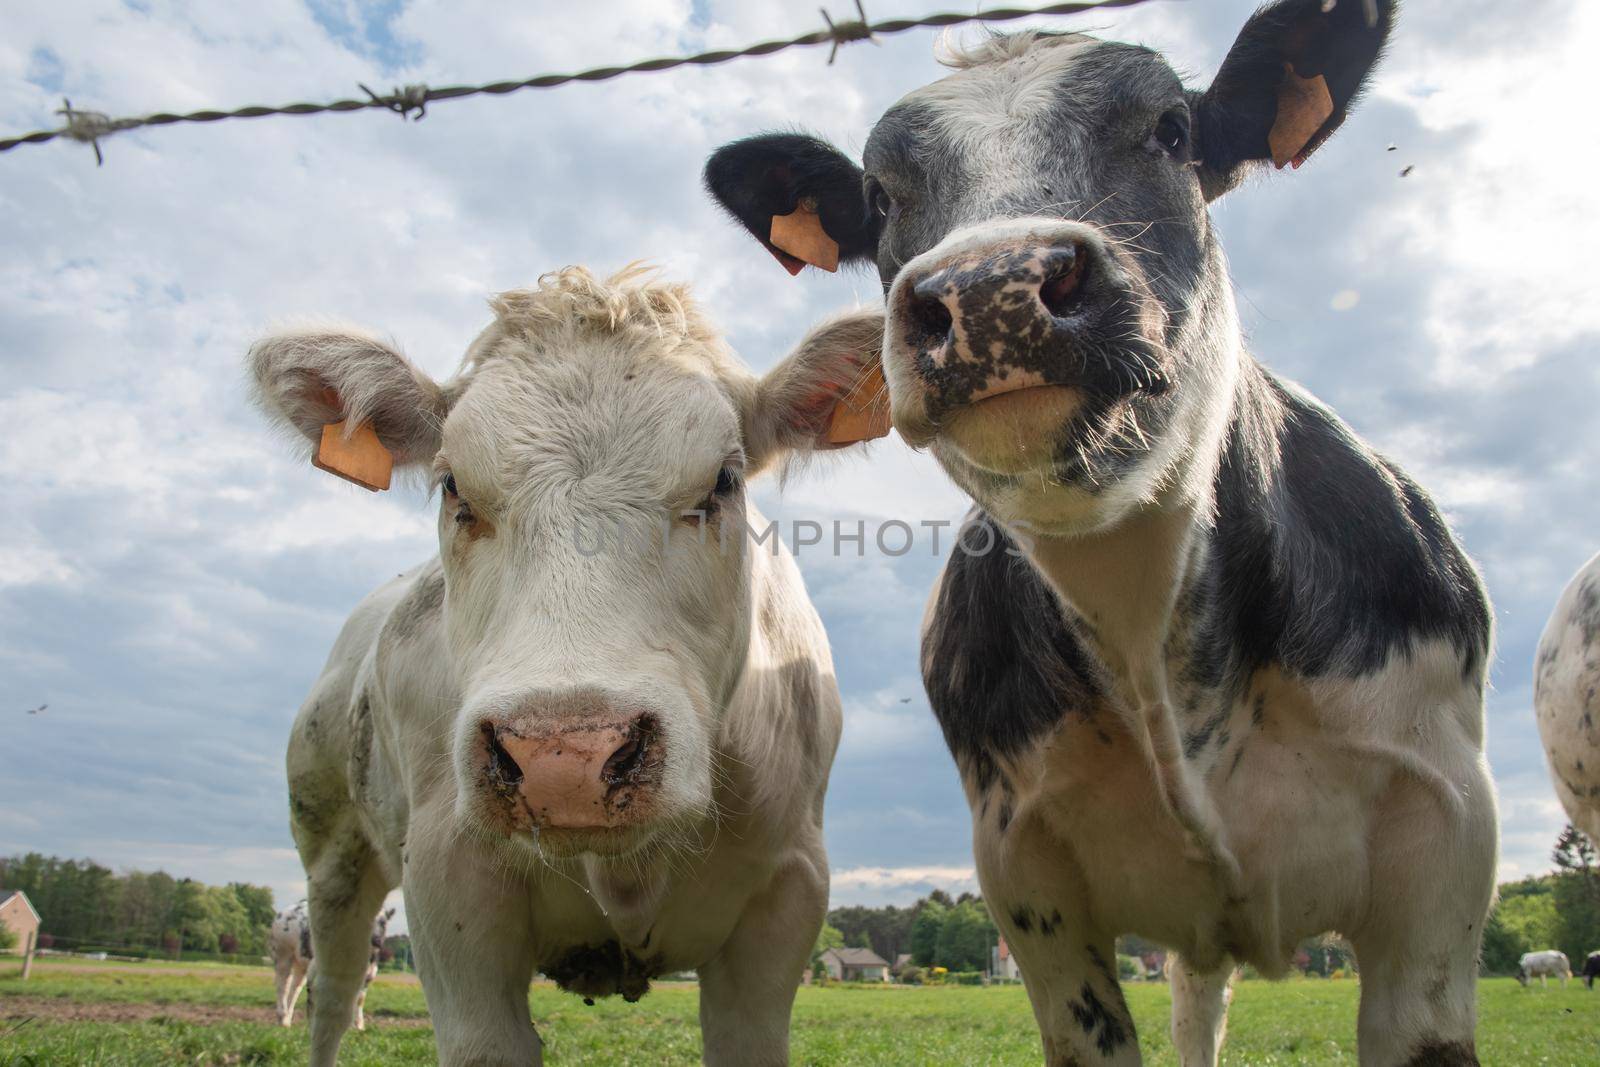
<box><xmin>269</xmin><ymin>902</ymin><xmax>394</xmax><ymax>1029</ymax></box>
<box><xmin>706</xmin><ymin>1</ymin><xmax>1498</xmax><ymax>1063</ymax></box>
<box><xmin>1583</xmin><ymin>950</ymin><xmax>1600</xmax><ymax>990</ymax></box>
<box><xmin>1534</xmin><ymin>553</ymin><xmax>1600</xmax><ymax>842</ymax></box>
<box><xmin>249</xmin><ymin>267</ymin><xmax>866</xmax><ymax>1066</ymax></box>
<box><xmin>1516</xmin><ymin>950</ymin><xmax>1572</xmax><ymax>989</ymax></box>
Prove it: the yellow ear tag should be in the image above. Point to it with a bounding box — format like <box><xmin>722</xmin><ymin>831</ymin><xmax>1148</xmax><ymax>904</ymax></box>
<box><xmin>770</xmin><ymin>199</ymin><xmax>841</xmax><ymax>274</ymax></box>
<box><xmin>1269</xmin><ymin>64</ymin><xmax>1335</xmax><ymax>169</ymax></box>
<box><xmin>826</xmin><ymin>364</ymin><xmax>892</xmax><ymax>445</ymax></box>
<box><xmin>313</xmin><ymin>421</ymin><xmax>393</xmax><ymax>492</ymax></box>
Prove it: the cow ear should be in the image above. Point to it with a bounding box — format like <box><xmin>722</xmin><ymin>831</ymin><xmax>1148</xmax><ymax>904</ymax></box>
<box><xmin>745</xmin><ymin>309</ymin><xmax>888</xmax><ymax>473</ymax></box>
<box><xmin>249</xmin><ymin>327</ymin><xmax>450</xmax><ymax>480</ymax></box>
<box><xmin>1195</xmin><ymin>0</ymin><xmax>1396</xmax><ymax>200</ymax></box>
<box><xmin>704</xmin><ymin>133</ymin><xmax>878</xmax><ymax>275</ymax></box>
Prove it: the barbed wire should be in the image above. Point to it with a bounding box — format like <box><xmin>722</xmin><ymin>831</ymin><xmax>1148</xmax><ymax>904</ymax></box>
<box><xmin>0</xmin><ymin>0</ymin><xmax>1170</xmax><ymax>165</ymax></box>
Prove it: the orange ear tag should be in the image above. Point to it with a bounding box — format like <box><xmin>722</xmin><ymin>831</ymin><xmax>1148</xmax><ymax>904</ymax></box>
<box><xmin>826</xmin><ymin>364</ymin><xmax>892</xmax><ymax>445</ymax></box>
<box><xmin>1268</xmin><ymin>64</ymin><xmax>1335</xmax><ymax>169</ymax></box>
<box><xmin>313</xmin><ymin>421</ymin><xmax>393</xmax><ymax>492</ymax></box>
<box><xmin>770</xmin><ymin>199</ymin><xmax>840</xmax><ymax>274</ymax></box>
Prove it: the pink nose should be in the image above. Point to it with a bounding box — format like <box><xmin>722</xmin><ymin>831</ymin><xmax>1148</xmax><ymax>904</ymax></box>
<box><xmin>477</xmin><ymin>712</ymin><xmax>660</xmax><ymax>831</ymax></box>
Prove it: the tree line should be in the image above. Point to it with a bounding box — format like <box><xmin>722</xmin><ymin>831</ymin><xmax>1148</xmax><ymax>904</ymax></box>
<box><xmin>0</xmin><ymin>852</ymin><xmax>277</xmax><ymax>958</ymax></box>
<box><xmin>815</xmin><ymin>825</ymin><xmax>1600</xmax><ymax>980</ymax></box>
<box><xmin>820</xmin><ymin>889</ymin><xmax>998</xmax><ymax>973</ymax></box>
<box><xmin>1480</xmin><ymin>825</ymin><xmax>1600</xmax><ymax>974</ymax></box>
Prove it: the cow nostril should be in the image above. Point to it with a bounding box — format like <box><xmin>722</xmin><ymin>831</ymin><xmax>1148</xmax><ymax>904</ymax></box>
<box><xmin>906</xmin><ymin>290</ymin><xmax>955</xmax><ymax>349</ymax></box>
<box><xmin>1040</xmin><ymin>247</ymin><xmax>1088</xmax><ymax>318</ymax></box>
<box><xmin>602</xmin><ymin>715</ymin><xmax>656</xmax><ymax>784</ymax></box>
<box><xmin>481</xmin><ymin>722</ymin><xmax>523</xmax><ymax>785</ymax></box>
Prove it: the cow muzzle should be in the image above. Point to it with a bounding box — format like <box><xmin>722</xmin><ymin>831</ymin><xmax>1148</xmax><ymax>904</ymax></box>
<box><xmin>474</xmin><ymin>707</ymin><xmax>663</xmax><ymax>834</ymax></box>
<box><xmin>886</xmin><ymin>222</ymin><xmax>1168</xmax><ymax>454</ymax></box>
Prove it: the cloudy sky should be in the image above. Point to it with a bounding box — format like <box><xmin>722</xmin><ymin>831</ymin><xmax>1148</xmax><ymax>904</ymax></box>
<box><xmin>3</xmin><ymin>0</ymin><xmax>1596</xmax><ymax>928</ymax></box>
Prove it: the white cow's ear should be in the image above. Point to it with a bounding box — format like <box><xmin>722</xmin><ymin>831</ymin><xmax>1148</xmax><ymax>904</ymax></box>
<box><xmin>249</xmin><ymin>326</ymin><xmax>449</xmax><ymax>467</ymax></box>
<box><xmin>746</xmin><ymin>309</ymin><xmax>887</xmax><ymax>474</ymax></box>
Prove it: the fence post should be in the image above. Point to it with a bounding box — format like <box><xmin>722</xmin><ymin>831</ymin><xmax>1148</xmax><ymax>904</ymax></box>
<box><xmin>21</xmin><ymin>930</ymin><xmax>36</xmax><ymax>980</ymax></box>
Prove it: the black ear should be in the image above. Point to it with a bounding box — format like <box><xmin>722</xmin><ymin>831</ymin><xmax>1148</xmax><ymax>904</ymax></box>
<box><xmin>1196</xmin><ymin>0</ymin><xmax>1397</xmax><ymax>199</ymax></box>
<box><xmin>703</xmin><ymin>133</ymin><xmax>878</xmax><ymax>273</ymax></box>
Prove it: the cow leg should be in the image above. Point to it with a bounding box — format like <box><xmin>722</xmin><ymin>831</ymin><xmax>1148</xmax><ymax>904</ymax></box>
<box><xmin>698</xmin><ymin>849</ymin><xmax>828</xmax><ymax>1066</ymax></box>
<box><xmin>354</xmin><ymin>961</ymin><xmax>376</xmax><ymax>1031</ymax></box>
<box><xmin>273</xmin><ymin>954</ymin><xmax>294</xmax><ymax>1025</ymax></box>
<box><xmin>284</xmin><ymin>960</ymin><xmax>311</xmax><ymax>1026</ymax></box>
<box><xmin>1167</xmin><ymin>956</ymin><xmax>1232</xmax><ymax>1066</ymax></box>
<box><xmin>1349</xmin><ymin>764</ymin><xmax>1495</xmax><ymax>1066</ymax></box>
<box><xmin>407</xmin><ymin>823</ymin><xmax>539</xmax><ymax>1067</ymax></box>
<box><xmin>305</xmin><ymin>837</ymin><xmax>393</xmax><ymax>1067</ymax></box>
<box><xmin>978</xmin><ymin>816</ymin><xmax>1140</xmax><ymax>1066</ymax></box>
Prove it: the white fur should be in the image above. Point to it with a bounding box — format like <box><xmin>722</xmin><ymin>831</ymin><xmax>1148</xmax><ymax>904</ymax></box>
<box><xmin>250</xmin><ymin>268</ymin><xmax>862</xmax><ymax>1066</ymax></box>
<box><xmin>1517</xmin><ymin>950</ymin><xmax>1572</xmax><ymax>988</ymax></box>
<box><xmin>1533</xmin><ymin>551</ymin><xmax>1600</xmax><ymax>843</ymax></box>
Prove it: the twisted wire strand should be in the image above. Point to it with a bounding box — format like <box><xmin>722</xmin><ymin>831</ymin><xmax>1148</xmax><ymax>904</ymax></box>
<box><xmin>0</xmin><ymin>0</ymin><xmax>1168</xmax><ymax>162</ymax></box>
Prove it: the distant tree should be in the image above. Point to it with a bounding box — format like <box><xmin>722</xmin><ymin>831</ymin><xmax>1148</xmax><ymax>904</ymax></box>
<box><xmin>1480</xmin><ymin>908</ymin><xmax>1526</xmax><ymax>976</ymax></box>
<box><xmin>910</xmin><ymin>900</ymin><xmax>947</xmax><ymax>967</ymax></box>
<box><xmin>926</xmin><ymin>889</ymin><xmax>955</xmax><ymax>908</ymax></box>
<box><xmin>1552</xmin><ymin>825</ymin><xmax>1600</xmax><ymax>964</ymax></box>
<box><xmin>934</xmin><ymin>899</ymin><xmax>996</xmax><ymax>972</ymax></box>
<box><xmin>0</xmin><ymin>925</ymin><xmax>16</xmax><ymax>953</ymax></box>
<box><xmin>218</xmin><ymin>932</ymin><xmax>239</xmax><ymax>954</ymax></box>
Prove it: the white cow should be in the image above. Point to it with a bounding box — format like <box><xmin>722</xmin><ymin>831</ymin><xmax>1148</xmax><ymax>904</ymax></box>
<box><xmin>249</xmin><ymin>266</ymin><xmax>872</xmax><ymax>1066</ymax></box>
<box><xmin>1534</xmin><ymin>552</ymin><xmax>1600</xmax><ymax>843</ymax></box>
<box><xmin>269</xmin><ymin>901</ymin><xmax>394</xmax><ymax>1028</ymax></box>
<box><xmin>1516</xmin><ymin>950</ymin><xmax>1572</xmax><ymax>989</ymax></box>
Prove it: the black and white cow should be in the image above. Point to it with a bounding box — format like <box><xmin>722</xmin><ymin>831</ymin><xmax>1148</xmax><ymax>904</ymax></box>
<box><xmin>1583</xmin><ymin>949</ymin><xmax>1600</xmax><ymax>991</ymax></box>
<box><xmin>269</xmin><ymin>901</ymin><xmax>394</xmax><ymax>1029</ymax></box>
<box><xmin>250</xmin><ymin>267</ymin><xmax>873</xmax><ymax>1067</ymax></box>
<box><xmin>1534</xmin><ymin>552</ymin><xmax>1600</xmax><ymax>843</ymax></box>
<box><xmin>706</xmin><ymin>1</ymin><xmax>1497</xmax><ymax>1063</ymax></box>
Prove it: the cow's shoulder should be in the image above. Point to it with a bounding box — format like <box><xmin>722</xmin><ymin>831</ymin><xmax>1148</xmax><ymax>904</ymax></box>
<box><xmin>921</xmin><ymin>511</ymin><xmax>1102</xmax><ymax>791</ymax></box>
<box><xmin>1192</xmin><ymin>368</ymin><xmax>1490</xmax><ymax>691</ymax></box>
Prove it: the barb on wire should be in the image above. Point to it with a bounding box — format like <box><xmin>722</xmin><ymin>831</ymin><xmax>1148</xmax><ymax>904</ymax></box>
<box><xmin>822</xmin><ymin>0</ymin><xmax>877</xmax><ymax>64</ymax></box>
<box><xmin>359</xmin><ymin>83</ymin><xmax>430</xmax><ymax>121</ymax></box>
<box><xmin>0</xmin><ymin>0</ymin><xmax>1167</xmax><ymax>162</ymax></box>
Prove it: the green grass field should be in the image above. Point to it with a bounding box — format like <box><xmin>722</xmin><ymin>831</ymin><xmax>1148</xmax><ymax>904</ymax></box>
<box><xmin>1</xmin><ymin>957</ymin><xmax>1595</xmax><ymax>1064</ymax></box>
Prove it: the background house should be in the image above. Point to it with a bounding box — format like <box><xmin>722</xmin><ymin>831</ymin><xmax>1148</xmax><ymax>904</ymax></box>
<box><xmin>992</xmin><ymin>936</ymin><xmax>1021</xmax><ymax>981</ymax></box>
<box><xmin>0</xmin><ymin>888</ymin><xmax>41</xmax><ymax>954</ymax></box>
<box><xmin>820</xmin><ymin>946</ymin><xmax>891</xmax><ymax>982</ymax></box>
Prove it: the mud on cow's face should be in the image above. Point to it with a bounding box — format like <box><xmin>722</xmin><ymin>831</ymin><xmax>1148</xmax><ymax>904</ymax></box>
<box><xmin>706</xmin><ymin>0</ymin><xmax>1394</xmax><ymax>531</ymax></box>
<box><xmin>250</xmin><ymin>268</ymin><xmax>881</xmax><ymax>860</ymax></box>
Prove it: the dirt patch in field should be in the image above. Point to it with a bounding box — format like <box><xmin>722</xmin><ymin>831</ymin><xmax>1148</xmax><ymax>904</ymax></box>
<box><xmin>0</xmin><ymin>997</ymin><xmax>432</xmax><ymax>1029</ymax></box>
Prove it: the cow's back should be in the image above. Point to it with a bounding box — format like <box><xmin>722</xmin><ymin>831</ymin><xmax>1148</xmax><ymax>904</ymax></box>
<box><xmin>285</xmin><ymin>563</ymin><xmax>437</xmax><ymax>869</ymax></box>
<box><xmin>1535</xmin><ymin>552</ymin><xmax>1600</xmax><ymax>843</ymax></box>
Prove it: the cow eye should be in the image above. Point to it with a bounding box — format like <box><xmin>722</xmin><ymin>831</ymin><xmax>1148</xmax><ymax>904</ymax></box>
<box><xmin>1152</xmin><ymin>113</ymin><xmax>1188</xmax><ymax>155</ymax></box>
<box><xmin>442</xmin><ymin>473</ymin><xmax>458</xmax><ymax>497</ymax></box>
<box><xmin>714</xmin><ymin>466</ymin><xmax>740</xmax><ymax>497</ymax></box>
<box><xmin>865</xmin><ymin>178</ymin><xmax>894</xmax><ymax>219</ymax></box>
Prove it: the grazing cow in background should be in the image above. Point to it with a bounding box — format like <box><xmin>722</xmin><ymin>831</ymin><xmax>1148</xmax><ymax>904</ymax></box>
<box><xmin>249</xmin><ymin>267</ymin><xmax>872</xmax><ymax>1066</ymax></box>
<box><xmin>269</xmin><ymin>901</ymin><xmax>313</xmax><ymax>1026</ymax></box>
<box><xmin>706</xmin><ymin>1</ymin><xmax>1498</xmax><ymax>1063</ymax></box>
<box><xmin>269</xmin><ymin>902</ymin><xmax>395</xmax><ymax>1029</ymax></box>
<box><xmin>1516</xmin><ymin>950</ymin><xmax>1571</xmax><ymax>989</ymax></box>
<box><xmin>1534</xmin><ymin>552</ymin><xmax>1600</xmax><ymax>843</ymax></box>
<box><xmin>1583</xmin><ymin>950</ymin><xmax>1600</xmax><ymax>990</ymax></box>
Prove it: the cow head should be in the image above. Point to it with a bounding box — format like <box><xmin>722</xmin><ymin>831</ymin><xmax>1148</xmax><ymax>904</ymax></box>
<box><xmin>251</xmin><ymin>267</ymin><xmax>878</xmax><ymax>859</ymax></box>
<box><xmin>706</xmin><ymin>0</ymin><xmax>1393</xmax><ymax>534</ymax></box>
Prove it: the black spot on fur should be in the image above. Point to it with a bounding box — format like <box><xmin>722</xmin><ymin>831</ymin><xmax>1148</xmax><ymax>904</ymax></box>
<box><xmin>1401</xmin><ymin>1040</ymin><xmax>1479</xmax><ymax>1066</ymax></box>
<box><xmin>1187</xmin><ymin>371</ymin><xmax>1491</xmax><ymax>693</ymax></box>
<box><xmin>923</xmin><ymin>515</ymin><xmax>1103</xmax><ymax>790</ymax></box>
<box><xmin>1039</xmin><ymin>910</ymin><xmax>1064</xmax><ymax>937</ymax></box>
<box><xmin>1067</xmin><ymin>980</ymin><xmax>1132</xmax><ymax>1056</ymax></box>
<box><xmin>1011</xmin><ymin>907</ymin><xmax>1035</xmax><ymax>935</ymax></box>
<box><xmin>546</xmin><ymin>941</ymin><xmax>661</xmax><ymax>1004</ymax></box>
